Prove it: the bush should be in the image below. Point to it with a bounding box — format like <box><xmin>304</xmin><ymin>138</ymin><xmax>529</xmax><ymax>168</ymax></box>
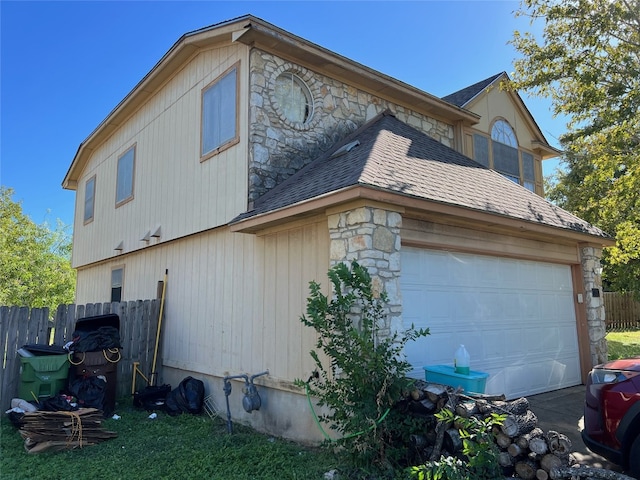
<box><xmin>296</xmin><ymin>261</ymin><xmax>429</xmax><ymax>475</ymax></box>
<box><xmin>406</xmin><ymin>408</ymin><xmax>505</xmax><ymax>480</ymax></box>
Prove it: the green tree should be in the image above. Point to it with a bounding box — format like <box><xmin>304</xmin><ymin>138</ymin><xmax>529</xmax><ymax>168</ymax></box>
<box><xmin>510</xmin><ymin>0</ymin><xmax>640</xmax><ymax>294</ymax></box>
<box><xmin>0</xmin><ymin>186</ymin><xmax>75</xmax><ymax>311</ymax></box>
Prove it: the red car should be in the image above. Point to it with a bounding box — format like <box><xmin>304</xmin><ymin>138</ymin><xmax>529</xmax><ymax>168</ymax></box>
<box><xmin>583</xmin><ymin>357</ymin><xmax>640</xmax><ymax>477</ymax></box>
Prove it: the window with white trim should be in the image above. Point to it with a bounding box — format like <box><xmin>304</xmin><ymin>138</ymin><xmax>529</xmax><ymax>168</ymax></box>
<box><xmin>201</xmin><ymin>65</ymin><xmax>238</xmax><ymax>158</ymax></box>
<box><xmin>116</xmin><ymin>145</ymin><xmax>135</xmax><ymax>206</ymax></box>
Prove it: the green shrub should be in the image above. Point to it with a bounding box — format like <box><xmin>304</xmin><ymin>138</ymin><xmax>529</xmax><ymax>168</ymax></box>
<box><xmin>406</xmin><ymin>408</ymin><xmax>506</xmax><ymax>480</ymax></box>
<box><xmin>296</xmin><ymin>260</ymin><xmax>429</xmax><ymax>474</ymax></box>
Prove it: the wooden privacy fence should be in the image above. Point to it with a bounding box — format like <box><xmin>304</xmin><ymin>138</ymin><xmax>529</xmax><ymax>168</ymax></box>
<box><xmin>0</xmin><ymin>300</ymin><xmax>163</xmax><ymax>408</ymax></box>
<box><xmin>604</xmin><ymin>292</ymin><xmax>640</xmax><ymax>331</ymax></box>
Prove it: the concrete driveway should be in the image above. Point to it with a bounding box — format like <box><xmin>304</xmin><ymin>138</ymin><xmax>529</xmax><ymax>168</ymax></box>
<box><xmin>527</xmin><ymin>385</ymin><xmax>623</xmax><ymax>473</ymax></box>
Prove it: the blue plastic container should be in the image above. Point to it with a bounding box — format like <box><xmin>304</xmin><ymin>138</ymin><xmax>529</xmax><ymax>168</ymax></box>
<box><xmin>423</xmin><ymin>365</ymin><xmax>489</xmax><ymax>394</ymax></box>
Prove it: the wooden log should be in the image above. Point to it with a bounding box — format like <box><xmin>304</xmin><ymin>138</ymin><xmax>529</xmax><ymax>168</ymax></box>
<box><xmin>495</xmin><ymin>431</ymin><xmax>512</xmax><ymax>449</ymax></box>
<box><xmin>429</xmin><ymin>390</ymin><xmax>457</xmax><ymax>461</ymax></box>
<box><xmin>540</xmin><ymin>453</ymin><xmax>565</xmax><ymax>473</ymax></box>
<box><xmin>508</xmin><ymin>443</ymin><xmax>524</xmax><ymax>457</ymax></box>
<box><xmin>515</xmin><ymin>459</ymin><xmax>538</xmax><ymax>480</ymax></box>
<box><xmin>501</xmin><ymin>410</ymin><xmax>538</xmax><ymax>437</ymax></box>
<box><xmin>463</xmin><ymin>392</ymin><xmax>506</xmax><ymax>401</ymax></box>
<box><xmin>498</xmin><ymin>451</ymin><xmax>514</xmax><ymax>468</ymax></box>
<box><xmin>529</xmin><ymin>435</ymin><xmax>549</xmax><ymax>455</ymax></box>
<box><xmin>410</xmin><ymin>388</ymin><xmax>423</xmax><ymax>401</ymax></box>
<box><xmin>517</xmin><ymin>427</ymin><xmax>545</xmax><ymax>449</ymax></box>
<box><xmin>409</xmin><ymin>434</ymin><xmax>428</xmax><ymax>448</ymax></box>
<box><xmin>424</xmin><ymin>384</ymin><xmax>448</xmax><ymax>403</ymax></box>
<box><xmin>477</xmin><ymin>396</ymin><xmax>530</xmax><ymax>415</ymax></box>
<box><xmin>408</xmin><ymin>398</ymin><xmax>437</xmax><ymax>415</ymax></box>
<box><xmin>536</xmin><ymin>468</ymin><xmax>549</xmax><ymax>480</ymax></box>
<box><xmin>444</xmin><ymin>428</ymin><xmax>462</xmax><ymax>453</ymax></box>
<box><xmin>549</xmin><ymin>465</ymin><xmax>637</xmax><ymax>480</ymax></box>
<box><xmin>546</xmin><ymin>430</ymin><xmax>571</xmax><ymax>458</ymax></box>
<box><xmin>455</xmin><ymin>401</ymin><xmax>478</xmax><ymax>418</ymax></box>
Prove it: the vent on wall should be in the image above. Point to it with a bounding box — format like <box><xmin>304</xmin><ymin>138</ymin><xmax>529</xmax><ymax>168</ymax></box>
<box><xmin>330</xmin><ymin>140</ymin><xmax>360</xmax><ymax>159</ymax></box>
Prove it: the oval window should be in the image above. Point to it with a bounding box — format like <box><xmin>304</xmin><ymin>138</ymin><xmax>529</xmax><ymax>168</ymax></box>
<box><xmin>274</xmin><ymin>73</ymin><xmax>313</xmax><ymax>124</ymax></box>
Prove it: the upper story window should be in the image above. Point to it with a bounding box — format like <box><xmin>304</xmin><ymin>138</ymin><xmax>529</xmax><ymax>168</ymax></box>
<box><xmin>201</xmin><ymin>64</ymin><xmax>239</xmax><ymax>159</ymax></box>
<box><xmin>491</xmin><ymin>119</ymin><xmax>520</xmax><ymax>184</ymax></box>
<box><xmin>274</xmin><ymin>73</ymin><xmax>313</xmax><ymax>124</ymax></box>
<box><xmin>522</xmin><ymin>152</ymin><xmax>535</xmax><ymax>192</ymax></box>
<box><xmin>84</xmin><ymin>175</ymin><xmax>96</xmax><ymax>224</ymax></box>
<box><xmin>116</xmin><ymin>145</ymin><xmax>135</xmax><ymax>206</ymax></box>
<box><xmin>473</xmin><ymin>119</ymin><xmax>537</xmax><ymax>193</ymax></box>
<box><xmin>491</xmin><ymin>119</ymin><xmax>517</xmax><ymax>147</ymax></box>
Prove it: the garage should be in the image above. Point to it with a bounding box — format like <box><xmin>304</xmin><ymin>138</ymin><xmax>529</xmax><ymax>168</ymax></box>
<box><xmin>401</xmin><ymin>247</ymin><xmax>581</xmax><ymax>399</ymax></box>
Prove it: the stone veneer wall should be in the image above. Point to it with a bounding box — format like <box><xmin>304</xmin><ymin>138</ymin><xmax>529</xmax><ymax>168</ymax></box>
<box><xmin>327</xmin><ymin>206</ymin><xmax>403</xmax><ymax>337</ymax></box>
<box><xmin>248</xmin><ymin>49</ymin><xmax>455</xmax><ymax>203</ymax></box>
<box><xmin>580</xmin><ymin>245</ymin><xmax>607</xmax><ymax>365</ymax></box>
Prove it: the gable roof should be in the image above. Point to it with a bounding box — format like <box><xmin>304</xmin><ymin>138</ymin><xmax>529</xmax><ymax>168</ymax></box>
<box><xmin>231</xmin><ymin>112</ymin><xmax>609</xmax><ymax>243</ymax></box>
<box><xmin>442</xmin><ymin>72</ymin><xmax>561</xmax><ymax>159</ymax></box>
<box><xmin>442</xmin><ymin>72</ymin><xmax>504</xmax><ymax>107</ymax></box>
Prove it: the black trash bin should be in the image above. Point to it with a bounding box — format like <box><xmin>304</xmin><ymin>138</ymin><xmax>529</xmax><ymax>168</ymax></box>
<box><xmin>68</xmin><ymin>314</ymin><xmax>121</xmax><ymax>416</ymax></box>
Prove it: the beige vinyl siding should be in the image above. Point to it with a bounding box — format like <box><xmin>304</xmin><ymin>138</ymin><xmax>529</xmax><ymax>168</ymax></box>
<box><xmin>401</xmin><ymin>217</ymin><xmax>579</xmax><ymax>265</ymax></box>
<box><xmin>75</xmin><ymin>220</ymin><xmax>330</xmax><ymax>387</ymax></box>
<box><xmin>72</xmin><ymin>44</ymin><xmax>249</xmax><ymax>268</ymax></box>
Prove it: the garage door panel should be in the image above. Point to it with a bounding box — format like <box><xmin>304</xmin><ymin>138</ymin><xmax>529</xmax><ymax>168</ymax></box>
<box><xmin>401</xmin><ymin>248</ymin><xmax>580</xmax><ymax>399</ymax></box>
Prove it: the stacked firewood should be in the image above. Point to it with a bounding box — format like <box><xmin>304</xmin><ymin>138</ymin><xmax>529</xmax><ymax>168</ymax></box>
<box><xmin>11</xmin><ymin>408</ymin><xmax>117</xmax><ymax>453</ymax></box>
<box><xmin>399</xmin><ymin>381</ymin><xmax>635</xmax><ymax>480</ymax></box>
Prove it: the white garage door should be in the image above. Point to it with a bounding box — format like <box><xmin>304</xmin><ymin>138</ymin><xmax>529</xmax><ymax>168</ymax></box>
<box><xmin>401</xmin><ymin>248</ymin><xmax>581</xmax><ymax>399</ymax></box>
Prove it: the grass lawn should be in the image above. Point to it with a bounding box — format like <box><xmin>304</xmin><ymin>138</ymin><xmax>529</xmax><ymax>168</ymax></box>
<box><xmin>606</xmin><ymin>330</ymin><xmax>640</xmax><ymax>360</ymax></box>
<box><xmin>1</xmin><ymin>398</ymin><xmax>349</xmax><ymax>480</ymax></box>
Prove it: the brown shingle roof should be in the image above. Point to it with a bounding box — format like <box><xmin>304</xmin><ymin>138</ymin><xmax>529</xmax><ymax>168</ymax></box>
<box><xmin>231</xmin><ymin>112</ymin><xmax>608</xmax><ymax>239</ymax></box>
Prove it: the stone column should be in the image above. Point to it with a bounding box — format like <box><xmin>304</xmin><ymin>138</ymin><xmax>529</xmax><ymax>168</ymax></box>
<box><xmin>580</xmin><ymin>245</ymin><xmax>607</xmax><ymax>365</ymax></box>
<box><xmin>327</xmin><ymin>206</ymin><xmax>402</xmax><ymax>338</ymax></box>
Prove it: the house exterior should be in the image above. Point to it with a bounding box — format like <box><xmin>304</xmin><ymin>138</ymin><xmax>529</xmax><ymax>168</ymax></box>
<box><xmin>62</xmin><ymin>15</ymin><xmax>613</xmax><ymax>442</ymax></box>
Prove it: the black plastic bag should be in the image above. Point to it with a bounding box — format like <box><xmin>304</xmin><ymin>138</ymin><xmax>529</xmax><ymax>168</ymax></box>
<box><xmin>71</xmin><ymin>326</ymin><xmax>122</xmax><ymax>352</ymax></box>
<box><xmin>68</xmin><ymin>376</ymin><xmax>108</xmax><ymax>413</ymax></box>
<box><xmin>164</xmin><ymin>377</ymin><xmax>205</xmax><ymax>416</ymax></box>
<box><xmin>133</xmin><ymin>384</ymin><xmax>171</xmax><ymax>411</ymax></box>
<box><xmin>40</xmin><ymin>394</ymin><xmax>78</xmax><ymax>412</ymax></box>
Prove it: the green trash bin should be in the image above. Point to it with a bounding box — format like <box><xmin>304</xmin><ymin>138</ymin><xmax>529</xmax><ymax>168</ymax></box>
<box><xmin>18</xmin><ymin>354</ymin><xmax>70</xmax><ymax>401</ymax></box>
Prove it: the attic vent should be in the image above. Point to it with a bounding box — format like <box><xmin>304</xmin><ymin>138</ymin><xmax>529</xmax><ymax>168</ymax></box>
<box><xmin>330</xmin><ymin>140</ymin><xmax>360</xmax><ymax>159</ymax></box>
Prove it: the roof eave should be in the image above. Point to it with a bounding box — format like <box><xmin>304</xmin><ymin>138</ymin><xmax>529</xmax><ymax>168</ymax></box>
<box><xmin>233</xmin><ymin>20</ymin><xmax>479</xmax><ymax>127</ymax></box>
<box><xmin>229</xmin><ymin>185</ymin><xmax>614</xmax><ymax>247</ymax></box>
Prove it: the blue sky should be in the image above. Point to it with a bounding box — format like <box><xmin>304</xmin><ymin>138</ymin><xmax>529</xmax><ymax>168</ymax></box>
<box><xmin>1</xmin><ymin>0</ymin><xmax>565</xmax><ymax>230</ymax></box>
